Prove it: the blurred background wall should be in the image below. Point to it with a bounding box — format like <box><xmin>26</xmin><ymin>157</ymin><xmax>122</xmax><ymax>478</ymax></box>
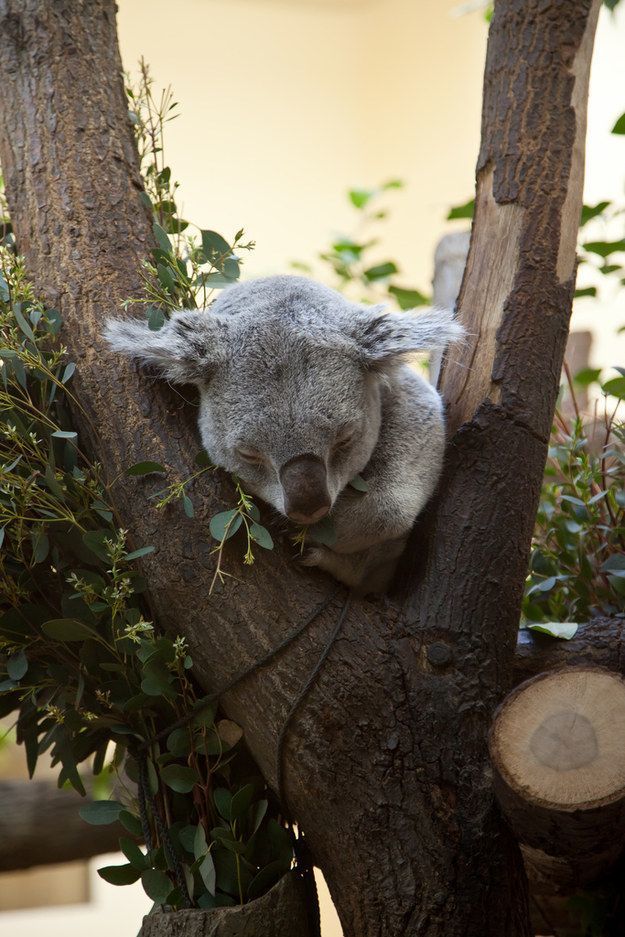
<box><xmin>1</xmin><ymin>0</ymin><xmax>624</xmax><ymax>934</ymax></box>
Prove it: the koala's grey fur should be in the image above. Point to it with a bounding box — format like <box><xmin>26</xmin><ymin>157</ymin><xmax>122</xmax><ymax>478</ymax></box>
<box><xmin>104</xmin><ymin>275</ymin><xmax>463</xmax><ymax>592</ymax></box>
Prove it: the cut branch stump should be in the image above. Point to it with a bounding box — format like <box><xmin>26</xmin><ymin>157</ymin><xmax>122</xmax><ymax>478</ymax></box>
<box><xmin>140</xmin><ymin>872</ymin><xmax>313</xmax><ymax>937</ymax></box>
<box><xmin>490</xmin><ymin>667</ymin><xmax>625</xmax><ymax>888</ymax></box>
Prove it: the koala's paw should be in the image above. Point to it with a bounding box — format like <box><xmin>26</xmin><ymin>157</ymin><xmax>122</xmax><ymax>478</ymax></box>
<box><xmin>300</xmin><ymin>545</ymin><xmax>364</xmax><ymax>589</ymax></box>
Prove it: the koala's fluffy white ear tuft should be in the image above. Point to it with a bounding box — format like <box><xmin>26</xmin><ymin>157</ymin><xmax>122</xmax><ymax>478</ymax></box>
<box><xmin>103</xmin><ymin>310</ymin><xmax>227</xmax><ymax>384</ymax></box>
<box><xmin>350</xmin><ymin>305</ymin><xmax>465</xmax><ymax>367</ymax></box>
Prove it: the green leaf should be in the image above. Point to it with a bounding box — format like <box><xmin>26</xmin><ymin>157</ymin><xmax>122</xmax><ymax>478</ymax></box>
<box><xmin>363</xmin><ymin>261</ymin><xmax>398</xmax><ymax>282</ymax></box>
<box><xmin>61</xmin><ymin>362</ymin><xmax>76</xmax><ymax>384</ymax></box>
<box><xmin>251</xmin><ymin>798</ymin><xmax>268</xmax><ymax>835</ymax></box>
<box><xmin>249</xmin><ymin>523</ymin><xmax>273</xmax><ymax>550</ymax></box>
<box><xmin>124</xmin><ymin>545</ymin><xmax>155</xmax><ymax>562</ymax></box>
<box><xmin>602</xmin><ymin>376</ymin><xmax>625</xmax><ymax>398</ymax></box>
<box><xmin>79</xmin><ymin>800</ymin><xmax>124</xmax><ymax>825</ymax></box>
<box><xmin>183</xmin><ymin>495</ymin><xmax>194</xmax><ymax>518</ymax></box>
<box><xmin>98</xmin><ymin>863</ymin><xmax>141</xmax><ymax>886</ymax></box>
<box><xmin>141</xmin><ymin>664</ymin><xmax>174</xmax><ymax>697</ymax></box>
<box><xmin>527</xmin><ymin>622</ymin><xmax>579</xmax><ymax>640</ymax></box>
<box><xmin>611</xmin><ymin>112</ymin><xmax>625</xmax><ymax>135</ymax></box>
<box><xmin>601</xmin><ymin>554</ymin><xmax>625</xmax><ymax>573</ymax></box>
<box><xmin>160</xmin><ymin>764</ymin><xmax>198</xmax><ymax>793</ymax></box>
<box><xmin>13</xmin><ymin>303</ymin><xmax>36</xmax><ymax>342</ymax></box>
<box><xmin>167</xmin><ymin>727</ymin><xmax>192</xmax><ymax>757</ymax></box>
<box><xmin>127</xmin><ymin>460</ymin><xmax>167</xmax><ymax>476</ymax></box>
<box><xmin>348</xmin><ymin>188</ymin><xmax>375</xmax><ymax>210</ymax></box>
<box><xmin>141</xmin><ymin>869</ymin><xmax>173</xmax><ymax>904</ymax></box>
<box><xmin>177</xmin><ymin>825</ymin><xmax>197</xmax><ymax>854</ymax></box>
<box><xmin>582</xmin><ymin>239</ymin><xmax>625</xmax><ymax>258</ymax></box>
<box><xmin>230</xmin><ymin>783</ymin><xmax>255</xmax><ymax>821</ymax></box>
<box><xmin>201</xmin><ymin>230</ymin><xmax>231</xmax><ymax>259</ymax></box>
<box><xmin>574</xmin><ymin>367</ymin><xmax>601</xmax><ymax>387</ymax></box>
<box><xmin>157</xmin><ymin>263</ymin><xmax>176</xmax><ymax>293</ymax></box>
<box><xmin>42</xmin><ymin>618</ymin><xmax>98</xmax><ymax>641</ymax></box>
<box><xmin>120</xmin><ymin>836</ymin><xmax>148</xmax><ymax>871</ymax></box>
<box><xmin>247</xmin><ymin>860</ymin><xmax>287</xmax><ymax>901</ymax></box>
<box><xmin>197</xmin><ymin>272</ymin><xmax>237</xmax><ymax>288</ymax></box>
<box><xmin>147</xmin><ymin>306</ymin><xmax>166</xmax><ymax>331</ymax></box>
<box><xmin>214</xmin><ymin>787</ymin><xmax>232</xmax><ymax>821</ymax></box>
<box><xmin>388</xmin><ymin>285</ymin><xmax>429</xmax><ymax>310</ymax></box>
<box><xmin>119</xmin><ymin>811</ymin><xmax>143</xmax><ymax>837</ymax></box>
<box><xmin>82</xmin><ymin>529</ymin><xmax>110</xmax><ymax>561</ymax></box>
<box><xmin>446</xmin><ymin>198</ymin><xmax>474</xmax><ymax>220</ymax></box>
<box><xmin>7</xmin><ymin>650</ymin><xmax>28</xmax><ymax>681</ymax></box>
<box><xmin>574</xmin><ymin>286</ymin><xmax>597</xmax><ymax>299</ymax></box>
<box><xmin>199</xmin><ymin>852</ymin><xmax>216</xmax><ymax>896</ymax></box>
<box><xmin>193</xmin><ymin>822</ymin><xmax>209</xmax><ymax>860</ymax></box>
<box><xmin>209</xmin><ymin>510</ymin><xmax>242</xmax><ymax>542</ymax></box>
<box><xmin>348</xmin><ymin>474</ymin><xmax>369</xmax><ymax>492</ymax></box>
<box><xmin>580</xmin><ymin>201</ymin><xmax>610</xmax><ymax>226</ymax></box>
<box><xmin>30</xmin><ymin>528</ymin><xmax>50</xmax><ymax>564</ymax></box>
<box><xmin>153</xmin><ymin>222</ymin><xmax>172</xmax><ymax>253</ymax></box>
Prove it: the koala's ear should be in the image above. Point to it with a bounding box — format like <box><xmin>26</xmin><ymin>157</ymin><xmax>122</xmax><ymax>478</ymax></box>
<box><xmin>103</xmin><ymin>310</ymin><xmax>228</xmax><ymax>384</ymax></box>
<box><xmin>348</xmin><ymin>304</ymin><xmax>464</xmax><ymax>368</ymax></box>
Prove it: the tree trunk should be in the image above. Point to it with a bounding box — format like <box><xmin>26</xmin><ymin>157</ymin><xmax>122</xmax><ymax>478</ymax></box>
<box><xmin>0</xmin><ymin>0</ymin><xmax>601</xmax><ymax>934</ymax></box>
<box><xmin>0</xmin><ymin>781</ymin><xmax>123</xmax><ymax>871</ymax></box>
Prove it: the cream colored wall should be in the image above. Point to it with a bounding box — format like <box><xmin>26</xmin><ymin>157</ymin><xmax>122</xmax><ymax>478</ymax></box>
<box><xmin>115</xmin><ymin>0</ymin><xmax>487</xmax><ymax>292</ymax></box>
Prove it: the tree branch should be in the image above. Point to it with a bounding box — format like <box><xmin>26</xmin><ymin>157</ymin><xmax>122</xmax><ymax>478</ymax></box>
<box><xmin>0</xmin><ymin>780</ymin><xmax>122</xmax><ymax>871</ymax></box>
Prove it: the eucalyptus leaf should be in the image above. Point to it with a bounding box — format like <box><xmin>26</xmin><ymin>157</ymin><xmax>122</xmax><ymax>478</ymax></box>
<box><xmin>98</xmin><ymin>863</ymin><xmax>141</xmax><ymax>886</ymax></box>
<box><xmin>79</xmin><ymin>800</ymin><xmax>124</xmax><ymax>826</ymax></box>
<box><xmin>527</xmin><ymin>622</ymin><xmax>579</xmax><ymax>641</ymax></box>
<box><xmin>42</xmin><ymin>618</ymin><xmax>99</xmax><ymax>641</ymax></box>
<box><xmin>126</xmin><ymin>461</ymin><xmax>166</xmax><ymax>476</ymax></box>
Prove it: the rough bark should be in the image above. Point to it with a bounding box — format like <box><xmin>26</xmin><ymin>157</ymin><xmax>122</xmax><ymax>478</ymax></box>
<box><xmin>0</xmin><ymin>1</ymin><xmax>601</xmax><ymax>935</ymax></box>
<box><xmin>0</xmin><ymin>781</ymin><xmax>122</xmax><ymax>871</ymax></box>
<box><xmin>141</xmin><ymin>873</ymin><xmax>312</xmax><ymax>937</ymax></box>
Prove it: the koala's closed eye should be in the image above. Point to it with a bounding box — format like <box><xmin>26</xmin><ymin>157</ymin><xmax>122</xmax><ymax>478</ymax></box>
<box><xmin>235</xmin><ymin>445</ymin><xmax>265</xmax><ymax>465</ymax></box>
<box><xmin>332</xmin><ymin>427</ymin><xmax>357</xmax><ymax>452</ymax></box>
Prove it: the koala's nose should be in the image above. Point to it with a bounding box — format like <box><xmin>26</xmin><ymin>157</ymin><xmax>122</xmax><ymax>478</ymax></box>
<box><xmin>279</xmin><ymin>454</ymin><xmax>331</xmax><ymax>525</ymax></box>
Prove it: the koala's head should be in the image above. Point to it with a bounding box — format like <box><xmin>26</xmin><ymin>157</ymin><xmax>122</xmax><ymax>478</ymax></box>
<box><xmin>105</xmin><ymin>276</ymin><xmax>461</xmax><ymax>524</ymax></box>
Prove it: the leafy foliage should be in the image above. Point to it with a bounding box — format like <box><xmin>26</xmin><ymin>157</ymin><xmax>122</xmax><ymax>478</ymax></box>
<box><xmin>292</xmin><ymin>179</ymin><xmax>430</xmax><ymax>310</ymax></box>
<box><xmin>125</xmin><ymin>60</ymin><xmax>255</xmax><ymax>316</ymax></box>
<box><xmin>0</xmin><ymin>69</ymin><xmax>294</xmax><ymax>910</ymax></box>
<box><xmin>121</xmin><ymin>63</ymin><xmax>277</xmax><ymax>583</ymax></box>
<box><xmin>523</xmin><ymin>367</ymin><xmax>625</xmax><ymax>624</ymax></box>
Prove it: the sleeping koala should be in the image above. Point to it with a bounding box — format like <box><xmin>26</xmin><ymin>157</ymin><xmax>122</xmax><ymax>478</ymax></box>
<box><xmin>105</xmin><ymin>275</ymin><xmax>462</xmax><ymax>592</ymax></box>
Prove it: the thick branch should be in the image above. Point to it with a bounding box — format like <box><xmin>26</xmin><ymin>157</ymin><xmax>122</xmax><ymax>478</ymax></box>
<box><xmin>514</xmin><ymin>618</ymin><xmax>625</xmax><ymax>683</ymax></box>
<box><xmin>0</xmin><ymin>781</ymin><xmax>122</xmax><ymax>871</ymax></box>
<box><xmin>0</xmin><ymin>2</ymin><xmax>601</xmax><ymax>935</ymax></box>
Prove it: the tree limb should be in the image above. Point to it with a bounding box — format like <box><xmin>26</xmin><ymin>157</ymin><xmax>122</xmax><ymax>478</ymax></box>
<box><xmin>515</xmin><ymin>618</ymin><xmax>625</xmax><ymax>684</ymax></box>
<box><xmin>0</xmin><ymin>780</ymin><xmax>122</xmax><ymax>872</ymax></box>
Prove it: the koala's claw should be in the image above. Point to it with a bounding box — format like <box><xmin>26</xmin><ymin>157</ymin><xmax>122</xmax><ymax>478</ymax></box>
<box><xmin>300</xmin><ymin>546</ymin><xmax>331</xmax><ymax>569</ymax></box>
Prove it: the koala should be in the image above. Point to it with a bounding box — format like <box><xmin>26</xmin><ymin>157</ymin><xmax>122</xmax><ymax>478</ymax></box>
<box><xmin>104</xmin><ymin>275</ymin><xmax>463</xmax><ymax>592</ymax></box>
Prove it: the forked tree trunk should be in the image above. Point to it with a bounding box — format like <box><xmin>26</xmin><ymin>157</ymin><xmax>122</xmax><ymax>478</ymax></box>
<box><xmin>0</xmin><ymin>1</ymin><xmax>601</xmax><ymax>934</ymax></box>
